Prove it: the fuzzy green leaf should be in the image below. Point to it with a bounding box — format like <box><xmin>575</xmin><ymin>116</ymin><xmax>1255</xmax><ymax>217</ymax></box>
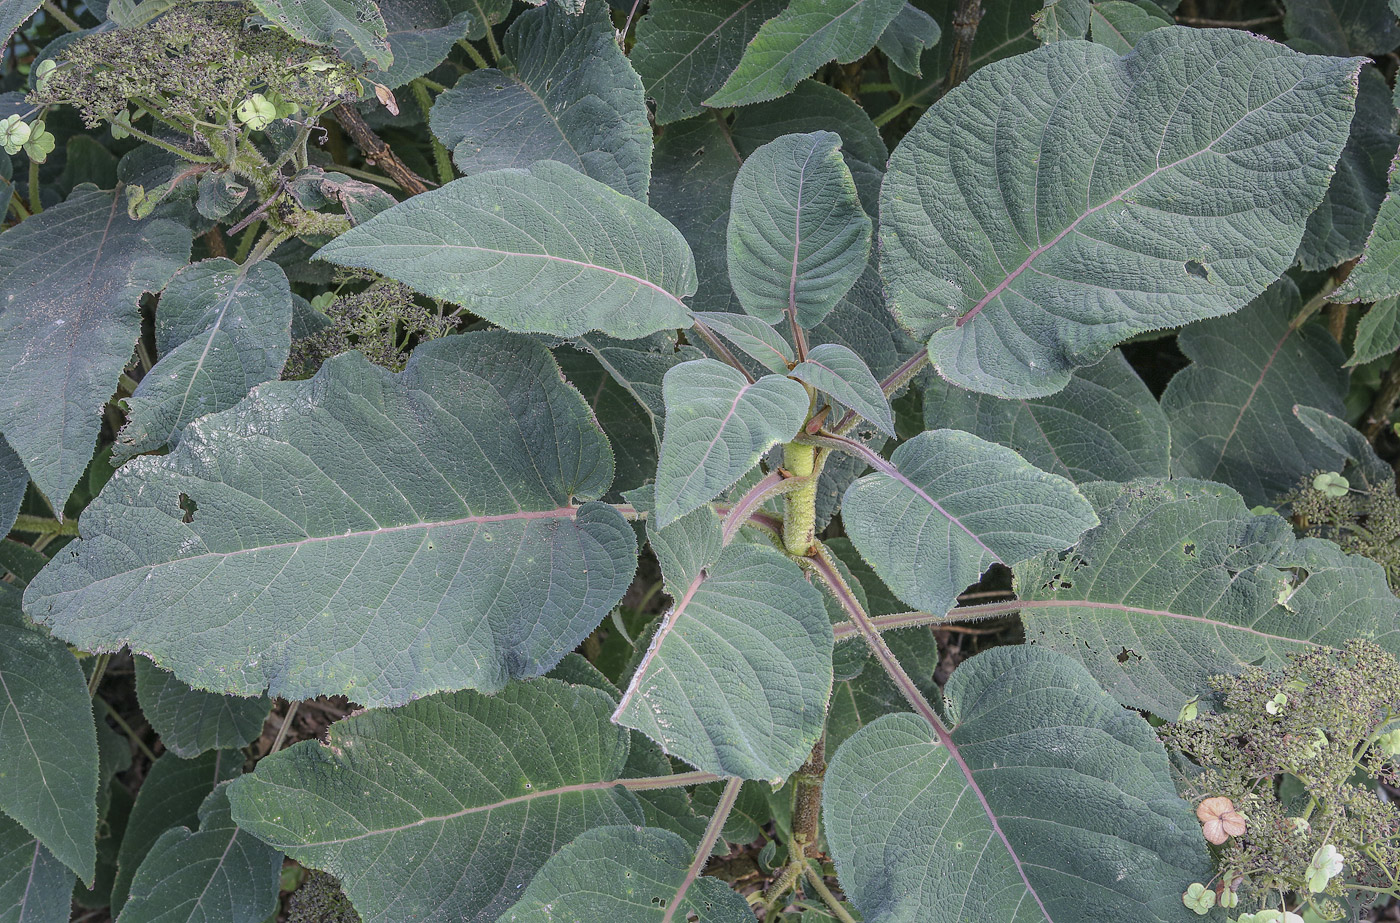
<box><xmin>0</xmin><ymin>813</ymin><xmax>72</xmax><ymax>923</ymax></box>
<box><xmin>1087</xmin><ymin>1</ymin><xmax>1172</xmax><ymax>54</ymax></box>
<box><xmin>455</xmin><ymin>0</ymin><xmax>510</xmax><ymax>41</ymax></box>
<box><xmin>1333</xmin><ymin>147</ymin><xmax>1400</xmax><ymax>303</ymax></box>
<box><xmin>1164</xmin><ymin>279</ymin><xmax>1348</xmax><ymax>507</ymax></box>
<box><xmin>0</xmin><ymin>437</ymin><xmax>23</xmax><ymax>538</ymax></box>
<box><xmin>880</xmin><ymin>28</ymin><xmax>1362</xmax><ymax>398</ymax></box>
<box><xmin>0</xmin><ymin>2</ymin><xmax>41</xmax><ymax>56</ymax></box>
<box><xmin>654</xmin><ymin>359</ymin><xmax>808</xmax><ymax>527</ymax></box>
<box><xmin>0</xmin><ymin>186</ymin><xmax>191</xmax><ymax>510</ymax></box>
<box><xmin>1350</xmin><ymin>296</ymin><xmax>1400</xmax><ymax>365</ymax></box>
<box><xmin>728</xmin><ymin>132</ymin><xmax>871</xmax><ymax>329</ymax></box>
<box><xmin>632</xmin><ymin>0</ymin><xmax>787</xmax><ymax>124</ymax></box>
<box><xmin>1016</xmin><ymin>478</ymin><xmax>1400</xmax><ymax>716</ymax></box>
<box><xmin>0</xmin><ymin>586</ymin><xmax>98</xmax><ymax>884</ymax></box>
<box><xmin>27</xmin><ymin>333</ymin><xmax>637</xmax><ymax>706</ymax></box>
<box><xmin>875</xmin><ymin>3</ymin><xmax>941</xmax><ymax>74</ymax></box>
<box><xmin>228</xmin><ymin>680</ymin><xmax>646</xmax><ymax>923</ymax></box>
<box><xmin>133</xmin><ymin>658</ymin><xmax>270</xmax><ymax>759</ymax></box>
<box><xmin>111</xmin><ymin>750</ymin><xmax>244</xmax><ymax>916</ymax></box>
<box><xmin>823</xmin><ymin>646</ymin><xmax>1211</xmax><ymax>923</ymax></box>
<box><xmin>429</xmin><ymin>1</ymin><xmax>651</xmax><ymax>199</ymax></box>
<box><xmin>923</xmin><ymin>349</ymin><xmax>1170</xmax><ymax>483</ymax></box>
<box><xmin>615</xmin><ymin>509</ymin><xmax>833</xmax><ymax>781</ymax></box>
<box><xmin>705</xmin><ymin>0</ymin><xmax>906</xmax><ymax>108</ymax></box>
<box><xmin>115</xmin><ymin>258</ymin><xmax>293</xmax><ymax>462</ymax></box>
<box><xmin>118</xmin><ymin>783</ymin><xmax>282</xmax><ymax>923</ymax></box>
<box><xmin>790</xmin><ymin>343</ymin><xmax>894</xmax><ymax>436</ymax></box>
<box><xmin>841</xmin><ymin>429</ymin><xmax>1098</xmax><ymax>615</ymax></box>
<box><xmin>500</xmin><ymin>825</ymin><xmax>754</xmax><ymax>922</ymax></box>
<box><xmin>692</xmin><ymin>311</ymin><xmax>794</xmax><ymax>374</ymax></box>
<box><xmin>1283</xmin><ymin>0</ymin><xmax>1400</xmax><ymax>56</ymax></box>
<box><xmin>248</xmin><ymin>0</ymin><xmax>391</xmax><ymax>69</ymax></box>
<box><xmin>316</xmin><ymin>162</ymin><xmax>696</xmax><ymax>339</ymax></box>
<box><xmin>375</xmin><ymin>0</ymin><xmax>474</xmax><ymax>89</ymax></box>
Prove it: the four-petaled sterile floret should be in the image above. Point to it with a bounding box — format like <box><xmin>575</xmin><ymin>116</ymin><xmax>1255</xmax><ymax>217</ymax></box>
<box><xmin>1181</xmin><ymin>882</ymin><xmax>1215</xmax><ymax>915</ymax></box>
<box><xmin>1304</xmin><ymin>844</ymin><xmax>1344</xmax><ymax>893</ymax></box>
<box><xmin>0</xmin><ymin>115</ymin><xmax>31</xmax><ymax>155</ymax></box>
<box><xmin>23</xmin><ymin>120</ymin><xmax>55</xmax><ymax>163</ymax></box>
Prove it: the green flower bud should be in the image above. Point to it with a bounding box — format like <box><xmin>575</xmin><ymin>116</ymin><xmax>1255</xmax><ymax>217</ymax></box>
<box><xmin>1182</xmin><ymin>883</ymin><xmax>1215</xmax><ymax>915</ymax></box>
<box><xmin>22</xmin><ymin>120</ymin><xmax>55</xmax><ymax>163</ymax></box>
<box><xmin>236</xmin><ymin>93</ymin><xmax>277</xmax><ymax>131</ymax></box>
<box><xmin>0</xmin><ymin>115</ymin><xmax>31</xmax><ymax>155</ymax></box>
<box><xmin>1178</xmin><ymin>697</ymin><xmax>1199</xmax><ymax>722</ymax></box>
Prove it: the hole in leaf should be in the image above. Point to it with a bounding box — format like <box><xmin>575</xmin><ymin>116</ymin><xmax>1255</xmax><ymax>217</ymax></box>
<box><xmin>652</xmin><ymin>897</ymin><xmax>667</xmax><ymax>908</ymax></box>
<box><xmin>1183</xmin><ymin>542</ymin><xmax>1196</xmax><ymax>556</ymax></box>
<box><xmin>1185</xmin><ymin>260</ymin><xmax>1209</xmax><ymax>280</ymax></box>
<box><xmin>177</xmin><ymin>492</ymin><xmax>198</xmax><ymax>523</ymax></box>
<box><xmin>1115</xmin><ymin>647</ymin><xmax>1140</xmax><ymax>664</ymax></box>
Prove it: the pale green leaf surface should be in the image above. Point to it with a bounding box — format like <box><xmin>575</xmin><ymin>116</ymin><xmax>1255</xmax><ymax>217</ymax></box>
<box><xmin>632</xmin><ymin>0</ymin><xmax>787</xmax><ymax>124</ymax></box>
<box><xmin>1292</xmin><ymin>405</ymin><xmax>1395</xmax><ymax>490</ymax></box>
<box><xmin>453</xmin><ymin>0</ymin><xmax>510</xmax><ymax>40</ymax></box>
<box><xmin>923</xmin><ymin>349</ymin><xmax>1170</xmax><ymax>483</ymax></box>
<box><xmin>880</xmin><ymin>28</ymin><xmax>1363</xmax><ymax>398</ymax></box>
<box><xmin>876</xmin><ymin>3</ymin><xmax>941</xmax><ymax>74</ymax></box>
<box><xmin>0</xmin><ymin>813</ymin><xmax>71</xmax><ymax>923</ymax></box>
<box><xmin>0</xmin><ymin>186</ymin><xmax>192</xmax><ymax>510</ymax></box>
<box><xmin>0</xmin><ymin>585</ymin><xmax>97</xmax><ymax>884</ymax></box>
<box><xmin>692</xmin><ymin>311</ymin><xmax>794</xmax><ymax>374</ymax></box>
<box><xmin>111</xmin><ymin>750</ymin><xmax>244</xmax><ymax>916</ymax></box>
<box><xmin>0</xmin><ymin>437</ymin><xmax>24</xmax><ymax>538</ymax></box>
<box><xmin>248</xmin><ymin>0</ymin><xmax>391</xmax><ymax>68</ymax></box>
<box><xmin>26</xmin><ymin>333</ymin><xmax>637</xmax><ymax>706</ymax></box>
<box><xmin>727</xmin><ymin>132</ymin><xmax>871</xmax><ymax>328</ymax></box>
<box><xmin>375</xmin><ymin>0</ymin><xmax>474</xmax><ymax>89</ymax></box>
<box><xmin>1350</xmin><ymin>295</ymin><xmax>1400</xmax><ymax>365</ymax></box>
<box><xmin>842</xmin><ymin>429</ymin><xmax>1098</xmax><ymax>614</ymax></box>
<box><xmin>133</xmin><ymin>658</ymin><xmax>270</xmax><ymax>759</ymax></box>
<box><xmin>706</xmin><ymin>0</ymin><xmax>905</xmax><ymax>108</ymax></box>
<box><xmin>118</xmin><ymin>783</ymin><xmax>282</xmax><ymax>923</ymax></box>
<box><xmin>499</xmin><ymin>825</ymin><xmax>754</xmax><ymax>922</ymax></box>
<box><xmin>1164</xmin><ymin>279</ymin><xmax>1348</xmax><ymax>507</ymax></box>
<box><xmin>228</xmin><ymin>680</ymin><xmax>646</xmax><ymax>923</ymax></box>
<box><xmin>654</xmin><ymin>359</ymin><xmax>808</xmax><ymax>527</ymax></box>
<box><xmin>1087</xmin><ymin>0</ymin><xmax>1172</xmax><ymax>54</ymax></box>
<box><xmin>1016</xmin><ymin>478</ymin><xmax>1400</xmax><ymax>716</ymax></box>
<box><xmin>1333</xmin><ymin>148</ymin><xmax>1400</xmax><ymax>303</ymax></box>
<box><xmin>0</xmin><ymin>2</ymin><xmax>40</xmax><ymax>56</ymax></box>
<box><xmin>429</xmin><ymin>1</ymin><xmax>651</xmax><ymax>199</ymax></box>
<box><xmin>1283</xmin><ymin>0</ymin><xmax>1400</xmax><ymax>56</ymax></box>
<box><xmin>791</xmin><ymin>343</ymin><xmax>894</xmax><ymax>436</ymax></box>
<box><xmin>823</xmin><ymin>646</ymin><xmax>1211</xmax><ymax>923</ymax></box>
<box><xmin>1035</xmin><ymin>0</ymin><xmax>1092</xmax><ymax>42</ymax></box>
<box><xmin>316</xmin><ymin>162</ymin><xmax>696</xmax><ymax>339</ymax></box>
<box><xmin>615</xmin><ymin>509</ymin><xmax>833</xmax><ymax>780</ymax></box>
<box><xmin>115</xmin><ymin>258</ymin><xmax>293</xmax><ymax>462</ymax></box>
<box><xmin>1298</xmin><ymin>66</ymin><xmax>1398</xmax><ymax>270</ymax></box>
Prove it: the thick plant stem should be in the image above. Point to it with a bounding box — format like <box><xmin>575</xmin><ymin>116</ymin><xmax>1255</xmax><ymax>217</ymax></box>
<box><xmin>804</xmin><ymin>863</ymin><xmax>858</xmax><ymax>923</ymax></box>
<box><xmin>782</xmin><ymin>442</ymin><xmax>818</xmax><ymax>556</ymax></box>
<box><xmin>944</xmin><ymin>0</ymin><xmax>985</xmax><ymax>91</ymax></box>
<box><xmin>1363</xmin><ymin>351</ymin><xmax>1400</xmax><ymax>439</ymax></box>
<box><xmin>10</xmin><ymin>513</ymin><xmax>78</xmax><ymax>536</ymax></box>
<box><xmin>664</xmin><ymin>776</ymin><xmax>741</xmax><ymax>923</ymax></box>
<box><xmin>332</xmin><ymin>107</ymin><xmax>430</xmax><ymax>196</ymax></box>
<box><xmin>790</xmin><ymin>736</ymin><xmax>825</xmax><ymax>858</ymax></box>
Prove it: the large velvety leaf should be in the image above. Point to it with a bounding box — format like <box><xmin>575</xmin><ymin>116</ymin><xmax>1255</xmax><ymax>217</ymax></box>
<box><xmin>115</xmin><ymin>258</ymin><xmax>293</xmax><ymax>462</ymax></box>
<box><xmin>654</xmin><ymin>359</ymin><xmax>808</xmax><ymax>527</ymax></box>
<box><xmin>111</xmin><ymin>750</ymin><xmax>243</xmax><ymax>916</ymax></box>
<box><xmin>375</xmin><ymin>0</ymin><xmax>474</xmax><ymax>89</ymax></box>
<box><xmin>727</xmin><ymin>132</ymin><xmax>871</xmax><ymax>329</ymax></box>
<box><xmin>454</xmin><ymin>0</ymin><xmax>510</xmax><ymax>41</ymax></box>
<box><xmin>1297</xmin><ymin>66</ymin><xmax>1398</xmax><ymax>270</ymax></box>
<box><xmin>823</xmin><ymin>645</ymin><xmax>1211</xmax><ymax>923</ymax></box>
<box><xmin>1087</xmin><ymin>1</ymin><xmax>1172</xmax><ymax>54</ymax></box>
<box><xmin>0</xmin><ymin>1</ymin><xmax>41</xmax><ymax>56</ymax></box>
<box><xmin>429</xmin><ymin>1</ymin><xmax>651</xmax><ymax>199</ymax></box>
<box><xmin>632</xmin><ymin>0</ymin><xmax>787</xmax><ymax>124</ymax></box>
<box><xmin>876</xmin><ymin>2</ymin><xmax>941</xmax><ymax>74</ymax></box>
<box><xmin>1351</xmin><ymin>295</ymin><xmax>1400</xmax><ymax>365</ymax></box>
<box><xmin>1016</xmin><ymin>478</ymin><xmax>1400</xmax><ymax>716</ymax></box>
<box><xmin>791</xmin><ymin>343</ymin><xmax>894</xmax><ymax>436</ymax></box>
<box><xmin>248</xmin><ymin>0</ymin><xmax>392</xmax><ymax>68</ymax></box>
<box><xmin>119</xmin><ymin>783</ymin><xmax>282</xmax><ymax>923</ymax></box>
<box><xmin>1164</xmin><ymin>278</ymin><xmax>1348</xmax><ymax>507</ymax></box>
<box><xmin>316</xmin><ymin>162</ymin><xmax>696</xmax><ymax>339</ymax></box>
<box><xmin>27</xmin><ymin>333</ymin><xmax>637</xmax><ymax>706</ymax></box>
<box><xmin>0</xmin><ymin>436</ymin><xmax>24</xmax><ymax>537</ymax></box>
<box><xmin>0</xmin><ymin>186</ymin><xmax>192</xmax><ymax>510</ymax></box>
<box><xmin>228</xmin><ymin>680</ymin><xmax>647</xmax><ymax>923</ymax></box>
<box><xmin>500</xmin><ymin>825</ymin><xmax>754</xmax><ymax>922</ymax></box>
<box><xmin>0</xmin><ymin>813</ymin><xmax>72</xmax><ymax>923</ymax></box>
<box><xmin>706</xmin><ymin>0</ymin><xmax>906</xmax><ymax>108</ymax></box>
<box><xmin>1283</xmin><ymin>0</ymin><xmax>1400</xmax><ymax>56</ymax></box>
<box><xmin>1333</xmin><ymin>147</ymin><xmax>1400</xmax><ymax>303</ymax></box>
<box><xmin>841</xmin><ymin>429</ymin><xmax>1097</xmax><ymax>614</ymax></box>
<box><xmin>133</xmin><ymin>657</ymin><xmax>270</xmax><ymax>759</ymax></box>
<box><xmin>880</xmin><ymin>28</ymin><xmax>1362</xmax><ymax>398</ymax></box>
<box><xmin>923</xmin><ymin>349</ymin><xmax>1170</xmax><ymax>483</ymax></box>
<box><xmin>0</xmin><ymin>586</ymin><xmax>98</xmax><ymax>884</ymax></box>
<box><xmin>692</xmin><ymin>311</ymin><xmax>794</xmax><ymax>374</ymax></box>
<box><xmin>615</xmin><ymin>508</ymin><xmax>833</xmax><ymax>781</ymax></box>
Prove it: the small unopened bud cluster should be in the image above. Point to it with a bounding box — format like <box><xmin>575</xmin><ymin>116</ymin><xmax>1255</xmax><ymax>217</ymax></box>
<box><xmin>1161</xmin><ymin>639</ymin><xmax>1400</xmax><ymax>920</ymax></box>
<box><xmin>285</xmin><ymin>279</ymin><xmax>459</xmax><ymax>378</ymax></box>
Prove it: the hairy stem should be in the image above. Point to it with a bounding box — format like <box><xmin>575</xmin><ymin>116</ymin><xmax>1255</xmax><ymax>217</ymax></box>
<box><xmin>10</xmin><ymin>513</ymin><xmax>79</xmax><ymax>536</ymax></box>
<box><xmin>804</xmin><ymin>863</ymin><xmax>858</xmax><ymax>923</ymax></box>
<box><xmin>832</xmin><ymin>349</ymin><xmax>928</xmax><ymax>435</ymax></box>
<box><xmin>41</xmin><ymin>1</ymin><xmax>81</xmax><ymax>32</ymax></box>
<box><xmin>790</xmin><ymin>737</ymin><xmax>825</xmax><ymax>858</ymax></box>
<box><xmin>87</xmin><ymin>653</ymin><xmax>110</xmax><ymax>697</ymax></box>
<box><xmin>689</xmin><ymin>318</ymin><xmax>755</xmax><ymax>383</ymax></box>
<box><xmin>944</xmin><ymin>0</ymin><xmax>985</xmax><ymax>91</ymax></box>
<box><xmin>99</xmin><ymin>696</ymin><xmax>157</xmax><ymax>762</ymax></box>
<box><xmin>269</xmin><ymin>701</ymin><xmax>300</xmax><ymax>754</ymax></box>
<box><xmin>781</xmin><ymin>442</ymin><xmax>819</xmax><ymax>556</ymax></box>
<box><xmin>458</xmin><ymin>39</ymin><xmax>491</xmax><ymax>70</ymax></box>
<box><xmin>664</xmin><ymin>776</ymin><xmax>741</xmax><ymax>923</ymax></box>
<box><xmin>332</xmin><ymin>107</ymin><xmax>430</xmax><ymax>196</ymax></box>
<box><xmin>411</xmin><ymin>80</ymin><xmax>456</xmax><ymax>187</ymax></box>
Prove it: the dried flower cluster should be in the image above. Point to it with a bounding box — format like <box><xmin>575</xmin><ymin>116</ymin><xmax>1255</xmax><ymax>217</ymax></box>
<box><xmin>1285</xmin><ymin>471</ymin><xmax>1400</xmax><ymax>593</ymax></box>
<box><xmin>1161</xmin><ymin>639</ymin><xmax>1400</xmax><ymax>920</ymax></box>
